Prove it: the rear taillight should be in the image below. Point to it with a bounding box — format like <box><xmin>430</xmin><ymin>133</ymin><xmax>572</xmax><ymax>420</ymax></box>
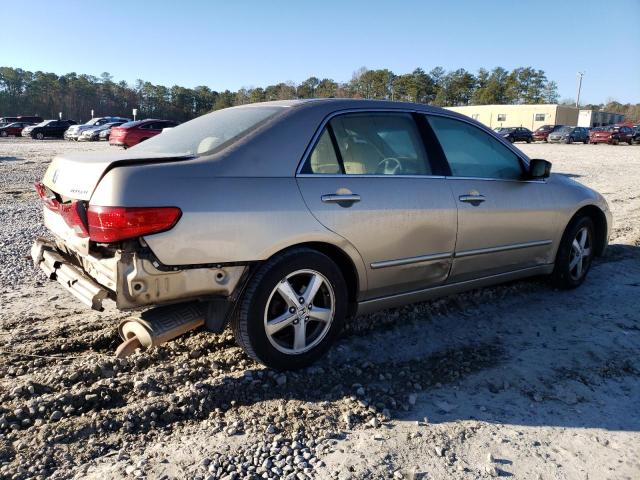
<box><xmin>59</xmin><ymin>202</ymin><xmax>89</xmax><ymax>237</ymax></box>
<box><xmin>87</xmin><ymin>206</ymin><xmax>181</xmax><ymax>243</ymax></box>
<box><xmin>35</xmin><ymin>182</ymin><xmax>88</xmax><ymax>236</ymax></box>
<box><xmin>35</xmin><ymin>181</ymin><xmax>59</xmax><ymax>211</ymax></box>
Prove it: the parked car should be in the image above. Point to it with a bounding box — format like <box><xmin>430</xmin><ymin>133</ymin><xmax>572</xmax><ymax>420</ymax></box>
<box><xmin>31</xmin><ymin>99</ymin><xmax>611</xmax><ymax>369</ymax></box>
<box><xmin>99</xmin><ymin>127</ymin><xmax>113</xmax><ymax>141</ymax></box>
<box><xmin>547</xmin><ymin>126</ymin><xmax>589</xmax><ymax>144</ymax></box>
<box><xmin>65</xmin><ymin>117</ymin><xmax>131</xmax><ymax>141</ymax></box>
<box><xmin>589</xmin><ymin>125</ymin><xmax>634</xmax><ymax>145</ymax></box>
<box><xmin>78</xmin><ymin>121</ymin><xmax>127</xmax><ymax>142</ymax></box>
<box><xmin>632</xmin><ymin>126</ymin><xmax>640</xmax><ymax>145</ymax></box>
<box><xmin>497</xmin><ymin>127</ymin><xmax>532</xmax><ymax>143</ymax></box>
<box><xmin>22</xmin><ymin>119</ymin><xmax>77</xmax><ymax>139</ymax></box>
<box><xmin>532</xmin><ymin>124</ymin><xmax>564</xmax><ymax>142</ymax></box>
<box><xmin>109</xmin><ymin>119</ymin><xmax>179</xmax><ymax>148</ymax></box>
<box><xmin>0</xmin><ymin>115</ymin><xmax>43</xmax><ymax>125</ymax></box>
<box><xmin>0</xmin><ymin>121</ymin><xmax>34</xmax><ymax>137</ymax></box>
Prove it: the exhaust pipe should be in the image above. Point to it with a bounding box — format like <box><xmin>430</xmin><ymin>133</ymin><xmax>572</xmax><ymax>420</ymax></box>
<box><xmin>115</xmin><ymin>302</ymin><xmax>205</xmax><ymax>358</ymax></box>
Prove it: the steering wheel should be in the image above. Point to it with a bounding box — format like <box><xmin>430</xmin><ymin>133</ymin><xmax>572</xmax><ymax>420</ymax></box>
<box><xmin>376</xmin><ymin>157</ymin><xmax>403</xmax><ymax>175</ymax></box>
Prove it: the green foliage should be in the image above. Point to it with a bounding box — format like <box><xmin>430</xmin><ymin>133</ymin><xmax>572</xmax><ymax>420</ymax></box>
<box><xmin>0</xmin><ymin>64</ymin><xmax>575</xmax><ymax>122</ymax></box>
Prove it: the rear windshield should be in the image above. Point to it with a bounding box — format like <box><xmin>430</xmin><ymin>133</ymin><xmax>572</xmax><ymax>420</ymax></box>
<box><xmin>131</xmin><ymin>106</ymin><xmax>285</xmax><ymax>156</ymax></box>
<box><xmin>120</xmin><ymin>120</ymin><xmax>143</xmax><ymax>128</ymax></box>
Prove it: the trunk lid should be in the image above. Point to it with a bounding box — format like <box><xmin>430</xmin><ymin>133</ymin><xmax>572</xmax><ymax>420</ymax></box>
<box><xmin>109</xmin><ymin>126</ymin><xmax>126</xmax><ymax>141</ymax></box>
<box><xmin>42</xmin><ymin>151</ymin><xmax>195</xmax><ymax>201</ymax></box>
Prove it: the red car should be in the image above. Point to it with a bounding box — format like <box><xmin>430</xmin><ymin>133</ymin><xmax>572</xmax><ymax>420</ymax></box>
<box><xmin>109</xmin><ymin>119</ymin><xmax>179</xmax><ymax>148</ymax></box>
<box><xmin>0</xmin><ymin>121</ymin><xmax>34</xmax><ymax>137</ymax></box>
<box><xmin>532</xmin><ymin>124</ymin><xmax>564</xmax><ymax>142</ymax></box>
<box><xmin>589</xmin><ymin>125</ymin><xmax>634</xmax><ymax>145</ymax></box>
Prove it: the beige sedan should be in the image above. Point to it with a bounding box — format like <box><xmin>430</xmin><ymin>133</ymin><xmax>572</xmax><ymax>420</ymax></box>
<box><xmin>32</xmin><ymin>99</ymin><xmax>611</xmax><ymax>369</ymax></box>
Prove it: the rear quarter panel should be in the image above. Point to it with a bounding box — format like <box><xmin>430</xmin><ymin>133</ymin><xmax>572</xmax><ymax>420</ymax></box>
<box><xmin>91</xmin><ymin>164</ymin><xmax>368</xmax><ymax>290</ymax></box>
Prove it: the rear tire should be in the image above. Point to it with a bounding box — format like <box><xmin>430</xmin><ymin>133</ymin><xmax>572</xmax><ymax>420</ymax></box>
<box><xmin>550</xmin><ymin>215</ymin><xmax>595</xmax><ymax>290</ymax></box>
<box><xmin>526</xmin><ymin>137</ymin><xmax>532</xmax><ymax>143</ymax></box>
<box><xmin>232</xmin><ymin>248</ymin><xmax>347</xmax><ymax>370</ymax></box>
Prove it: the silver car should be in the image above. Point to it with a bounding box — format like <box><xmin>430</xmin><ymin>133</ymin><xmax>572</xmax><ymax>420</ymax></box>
<box><xmin>32</xmin><ymin>99</ymin><xmax>611</xmax><ymax>369</ymax></box>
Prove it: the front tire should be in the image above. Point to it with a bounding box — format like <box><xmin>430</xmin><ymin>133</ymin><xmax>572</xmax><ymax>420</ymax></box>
<box><xmin>232</xmin><ymin>248</ymin><xmax>347</xmax><ymax>370</ymax></box>
<box><xmin>550</xmin><ymin>215</ymin><xmax>595</xmax><ymax>289</ymax></box>
<box><xmin>35</xmin><ymin>132</ymin><xmax>44</xmax><ymax>140</ymax></box>
<box><xmin>0</xmin><ymin>131</ymin><xmax>7</xmax><ymax>137</ymax></box>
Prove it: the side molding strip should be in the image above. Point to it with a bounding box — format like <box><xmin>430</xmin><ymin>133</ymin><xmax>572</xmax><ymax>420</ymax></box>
<box><xmin>370</xmin><ymin>252</ymin><xmax>452</xmax><ymax>269</ymax></box>
<box><xmin>454</xmin><ymin>240</ymin><xmax>552</xmax><ymax>258</ymax></box>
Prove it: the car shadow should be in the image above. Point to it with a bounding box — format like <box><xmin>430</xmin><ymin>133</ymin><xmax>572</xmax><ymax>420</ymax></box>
<box><xmin>0</xmin><ymin>156</ymin><xmax>26</xmax><ymax>162</ymax></box>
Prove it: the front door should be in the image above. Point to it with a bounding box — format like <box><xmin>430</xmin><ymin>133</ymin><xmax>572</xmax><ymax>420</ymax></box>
<box><xmin>297</xmin><ymin>112</ymin><xmax>458</xmax><ymax>300</ymax></box>
<box><xmin>425</xmin><ymin>114</ymin><xmax>559</xmax><ymax>282</ymax></box>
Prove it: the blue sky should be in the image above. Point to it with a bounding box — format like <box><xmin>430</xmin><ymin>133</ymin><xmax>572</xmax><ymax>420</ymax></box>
<box><xmin>3</xmin><ymin>0</ymin><xmax>639</xmax><ymax>104</ymax></box>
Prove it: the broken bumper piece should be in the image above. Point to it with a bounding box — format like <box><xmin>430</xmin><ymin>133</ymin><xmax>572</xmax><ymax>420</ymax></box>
<box><xmin>31</xmin><ymin>238</ymin><xmax>109</xmax><ymax>311</ymax></box>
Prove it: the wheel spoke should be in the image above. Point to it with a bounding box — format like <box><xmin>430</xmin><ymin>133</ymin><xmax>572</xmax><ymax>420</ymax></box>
<box><xmin>578</xmin><ymin>228</ymin><xmax>588</xmax><ymax>248</ymax></box>
<box><xmin>277</xmin><ymin>280</ymin><xmax>299</xmax><ymax>307</ymax></box>
<box><xmin>576</xmin><ymin>257</ymin><xmax>583</xmax><ymax>277</ymax></box>
<box><xmin>582</xmin><ymin>247</ymin><xmax>591</xmax><ymax>257</ymax></box>
<box><xmin>303</xmin><ymin>273</ymin><xmax>324</xmax><ymax>305</ymax></box>
<box><xmin>572</xmin><ymin>239</ymin><xmax>581</xmax><ymax>253</ymax></box>
<box><xmin>309</xmin><ymin>306</ymin><xmax>332</xmax><ymax>323</ymax></box>
<box><xmin>293</xmin><ymin>321</ymin><xmax>306</xmax><ymax>350</ymax></box>
<box><xmin>569</xmin><ymin>255</ymin><xmax>580</xmax><ymax>270</ymax></box>
<box><xmin>266</xmin><ymin>312</ymin><xmax>296</xmax><ymax>335</ymax></box>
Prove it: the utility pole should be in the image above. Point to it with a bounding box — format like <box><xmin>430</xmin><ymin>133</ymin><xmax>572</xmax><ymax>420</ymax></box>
<box><xmin>576</xmin><ymin>72</ymin><xmax>584</xmax><ymax>108</ymax></box>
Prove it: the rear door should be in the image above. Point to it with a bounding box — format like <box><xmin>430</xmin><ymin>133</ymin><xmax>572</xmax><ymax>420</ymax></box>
<box><xmin>296</xmin><ymin>111</ymin><xmax>457</xmax><ymax>300</ymax></box>
<box><xmin>425</xmin><ymin>114</ymin><xmax>559</xmax><ymax>282</ymax></box>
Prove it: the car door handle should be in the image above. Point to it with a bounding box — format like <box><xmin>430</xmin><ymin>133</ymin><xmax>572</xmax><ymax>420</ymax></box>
<box><xmin>321</xmin><ymin>194</ymin><xmax>361</xmax><ymax>204</ymax></box>
<box><xmin>459</xmin><ymin>194</ymin><xmax>486</xmax><ymax>203</ymax></box>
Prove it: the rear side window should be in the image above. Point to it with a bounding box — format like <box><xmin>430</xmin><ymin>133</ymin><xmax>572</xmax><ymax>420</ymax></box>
<box><xmin>303</xmin><ymin>129</ymin><xmax>341</xmax><ymax>174</ymax></box>
<box><xmin>427</xmin><ymin>115</ymin><xmax>523</xmax><ymax>180</ymax></box>
<box><xmin>331</xmin><ymin>113</ymin><xmax>431</xmax><ymax>175</ymax></box>
<box><xmin>301</xmin><ymin>113</ymin><xmax>432</xmax><ymax>175</ymax></box>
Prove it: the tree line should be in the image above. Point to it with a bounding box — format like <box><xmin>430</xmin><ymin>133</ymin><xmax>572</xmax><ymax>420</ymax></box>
<box><xmin>0</xmin><ymin>65</ymin><xmax>637</xmax><ymax>123</ymax></box>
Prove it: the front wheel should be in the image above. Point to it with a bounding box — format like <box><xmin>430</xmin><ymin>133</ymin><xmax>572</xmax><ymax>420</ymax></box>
<box><xmin>0</xmin><ymin>131</ymin><xmax>7</xmax><ymax>137</ymax></box>
<box><xmin>550</xmin><ymin>215</ymin><xmax>595</xmax><ymax>289</ymax></box>
<box><xmin>232</xmin><ymin>248</ymin><xmax>347</xmax><ymax>370</ymax></box>
<box><xmin>35</xmin><ymin>132</ymin><xmax>44</xmax><ymax>140</ymax></box>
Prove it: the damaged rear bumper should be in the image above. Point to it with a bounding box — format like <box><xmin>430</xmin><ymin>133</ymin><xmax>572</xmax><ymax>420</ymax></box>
<box><xmin>31</xmin><ymin>238</ymin><xmax>109</xmax><ymax>310</ymax></box>
<box><xmin>31</xmin><ymin>238</ymin><xmax>247</xmax><ymax>311</ymax></box>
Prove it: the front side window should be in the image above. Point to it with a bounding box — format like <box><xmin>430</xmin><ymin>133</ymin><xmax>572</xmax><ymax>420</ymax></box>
<box><xmin>330</xmin><ymin>113</ymin><xmax>431</xmax><ymax>175</ymax></box>
<box><xmin>427</xmin><ymin>115</ymin><xmax>524</xmax><ymax>180</ymax></box>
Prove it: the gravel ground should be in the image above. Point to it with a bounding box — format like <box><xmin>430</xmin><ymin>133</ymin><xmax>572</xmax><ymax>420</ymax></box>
<box><xmin>1</xmin><ymin>138</ymin><xmax>639</xmax><ymax>480</ymax></box>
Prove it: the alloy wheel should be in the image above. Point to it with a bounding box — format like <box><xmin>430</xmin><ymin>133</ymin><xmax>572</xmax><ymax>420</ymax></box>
<box><xmin>569</xmin><ymin>227</ymin><xmax>592</xmax><ymax>281</ymax></box>
<box><xmin>263</xmin><ymin>269</ymin><xmax>335</xmax><ymax>355</ymax></box>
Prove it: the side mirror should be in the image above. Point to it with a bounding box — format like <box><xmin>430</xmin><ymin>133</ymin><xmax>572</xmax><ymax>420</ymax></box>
<box><xmin>528</xmin><ymin>159</ymin><xmax>552</xmax><ymax>179</ymax></box>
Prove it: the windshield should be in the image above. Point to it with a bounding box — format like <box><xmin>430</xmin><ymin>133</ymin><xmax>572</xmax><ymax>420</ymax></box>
<box><xmin>132</xmin><ymin>106</ymin><xmax>285</xmax><ymax>156</ymax></box>
<box><xmin>35</xmin><ymin>121</ymin><xmax>51</xmax><ymax>127</ymax></box>
<box><xmin>536</xmin><ymin>125</ymin><xmax>552</xmax><ymax>132</ymax></box>
<box><xmin>557</xmin><ymin>126</ymin><xmax>573</xmax><ymax>133</ymax></box>
<box><xmin>497</xmin><ymin>127</ymin><xmax>514</xmax><ymax>133</ymax></box>
<box><xmin>85</xmin><ymin>118</ymin><xmax>102</xmax><ymax>126</ymax></box>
